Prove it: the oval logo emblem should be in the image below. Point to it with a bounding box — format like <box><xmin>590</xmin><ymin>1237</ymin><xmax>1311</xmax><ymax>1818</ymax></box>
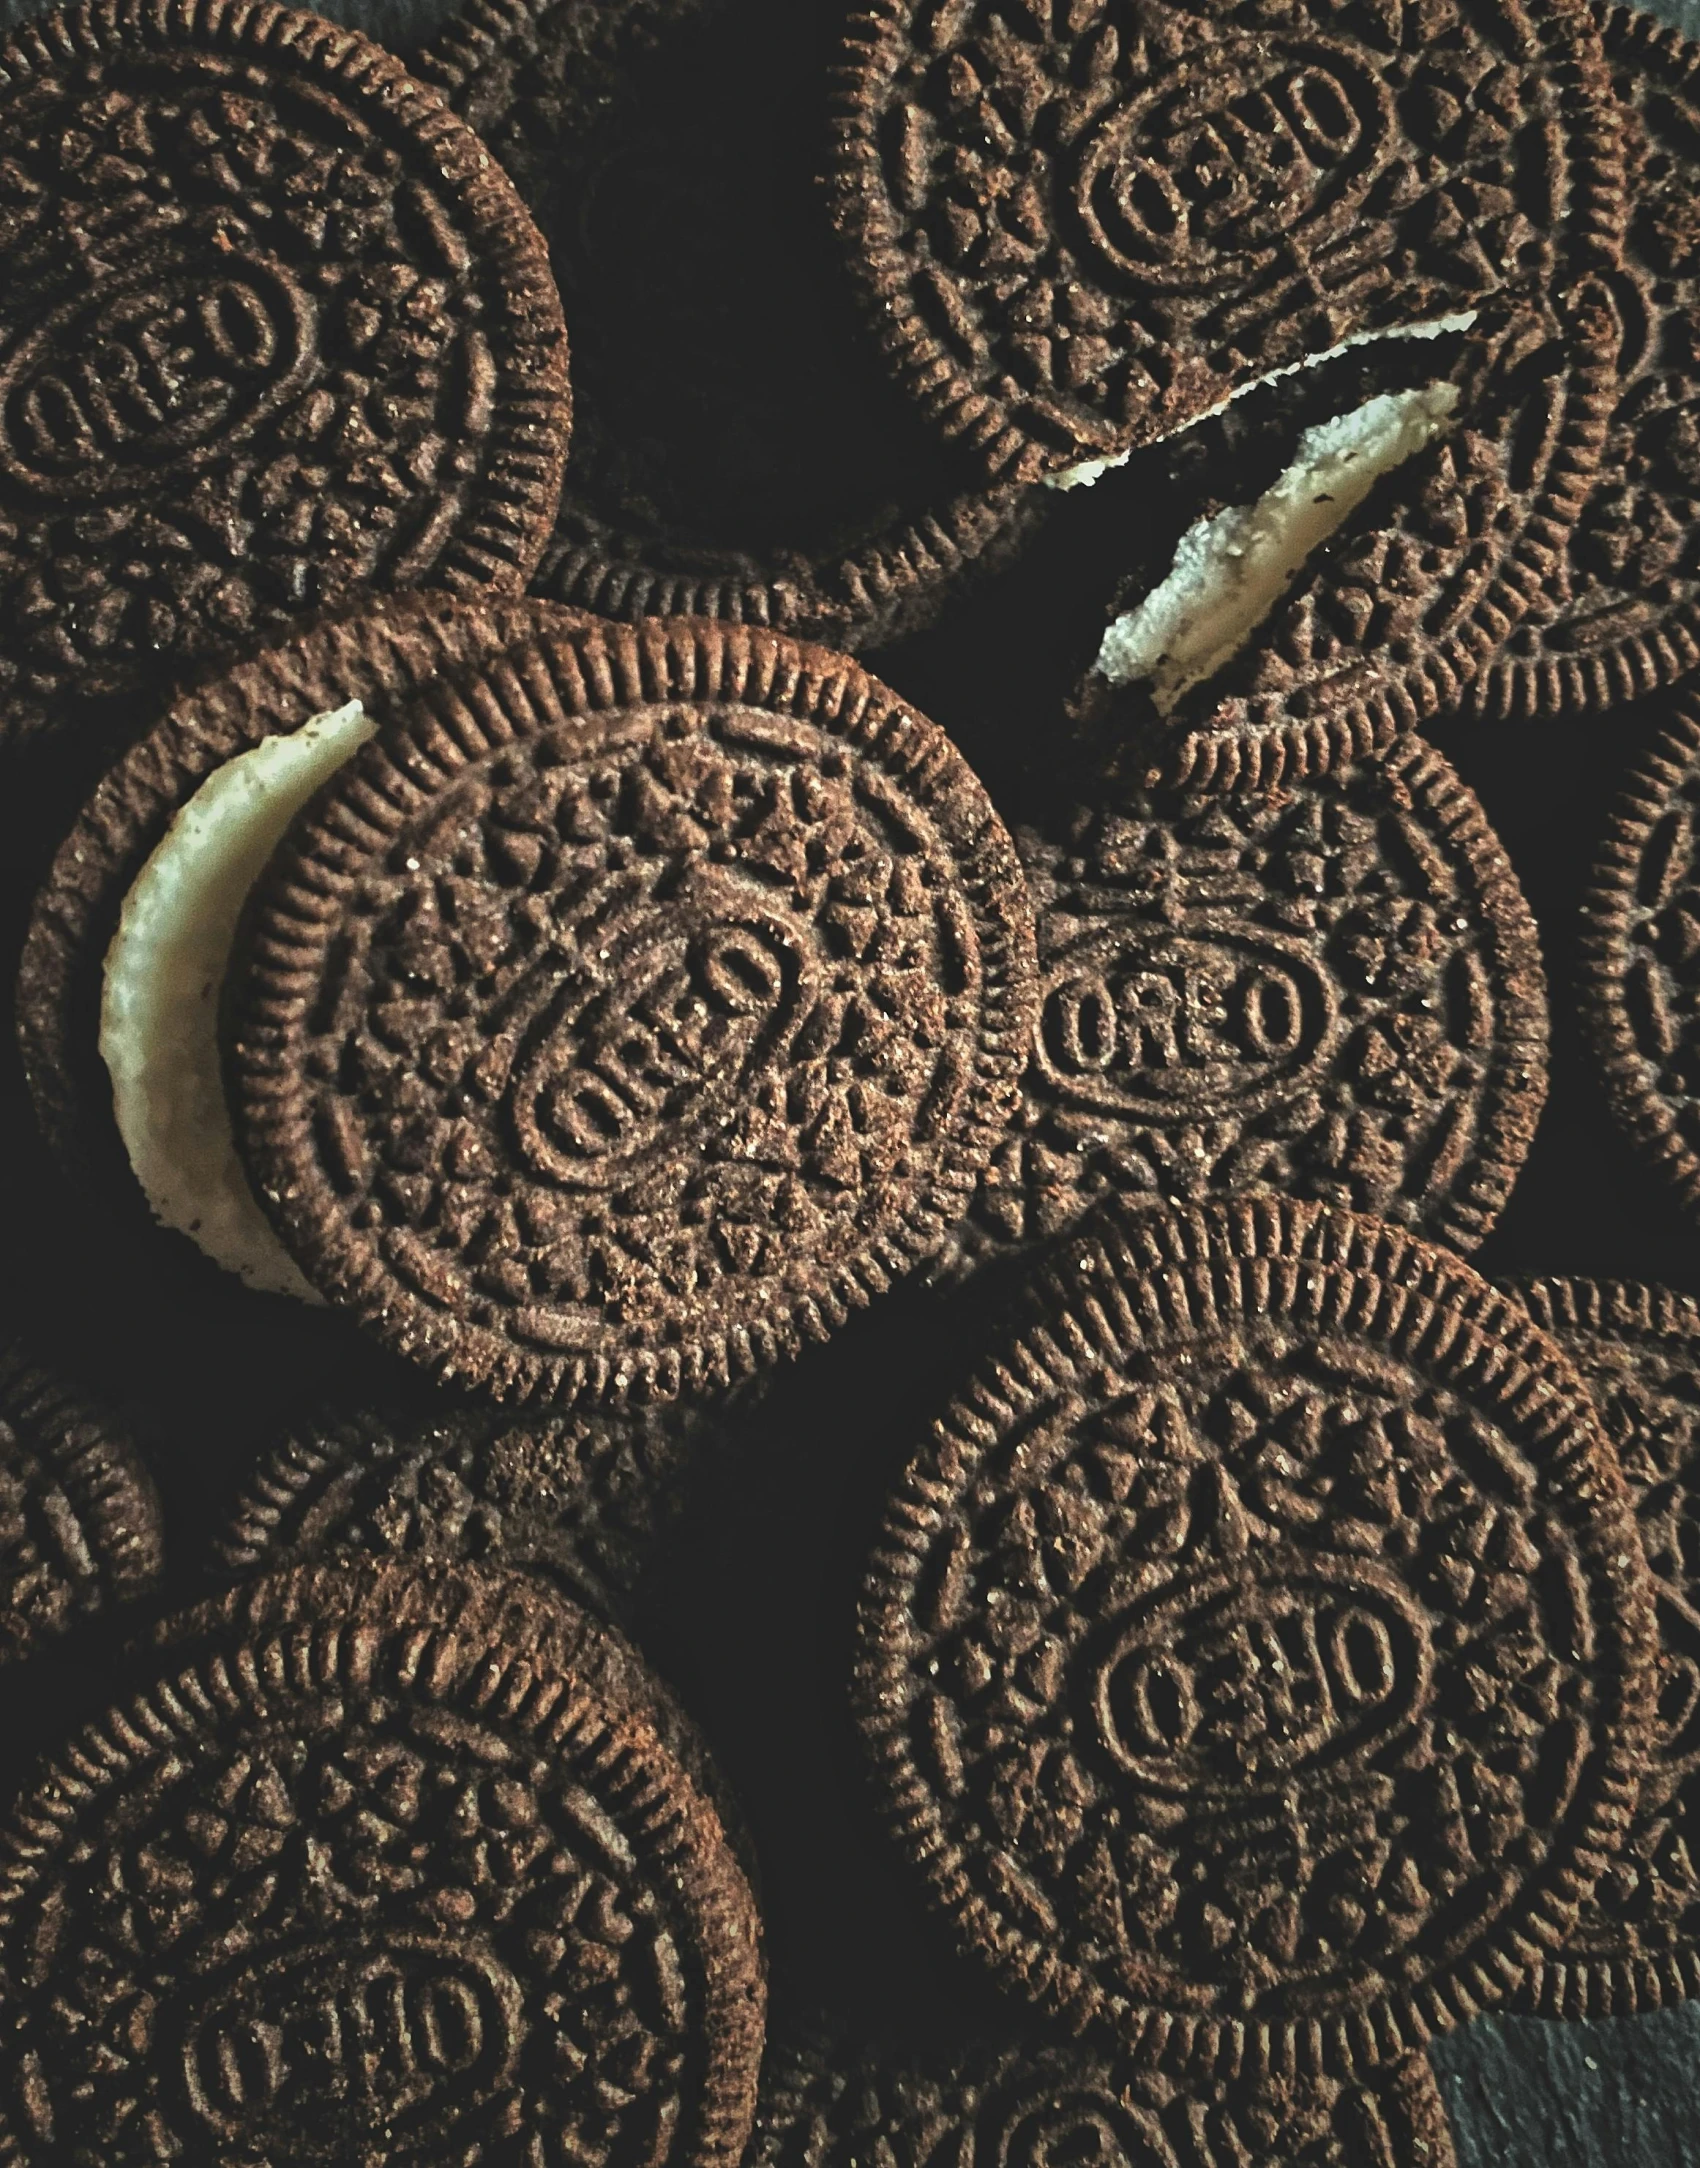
<box><xmin>1094</xmin><ymin>1555</ymin><xmax>1432</xmax><ymax>1795</ymax></box>
<box><xmin>511</xmin><ymin>898</ymin><xmax>811</xmax><ymax>1189</ymax></box>
<box><xmin>1034</xmin><ymin>926</ymin><xmax>1336</xmax><ymax>1121</ymax></box>
<box><xmin>178</xmin><ymin>1938</ymin><xmax>522</xmax><ymax>2146</ymax></box>
<box><xmin>0</xmin><ymin>255</ymin><xmax>313</xmax><ymax>499</ymax></box>
<box><xmin>1075</xmin><ymin>39</ymin><xmax>1393</xmax><ymax>291</ymax></box>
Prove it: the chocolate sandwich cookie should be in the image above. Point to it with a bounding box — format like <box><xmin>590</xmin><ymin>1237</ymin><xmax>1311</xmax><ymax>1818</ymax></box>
<box><xmin>0</xmin><ymin>1339</ymin><xmax>162</xmax><ymax>1668</ymax></box>
<box><xmin>1469</xmin><ymin>9</ymin><xmax>1700</xmax><ymax>718</ymax></box>
<box><xmin>857</xmin><ymin>1196</ymin><xmax>1656</xmax><ymax>2078</ymax></box>
<box><xmin>0</xmin><ymin>1557</ymin><xmax>766</xmax><ymax>2168</ymax></box>
<box><xmin>217</xmin><ymin>1393</ymin><xmax>710</xmax><ymax>1618</ymax></box>
<box><xmin>941</xmin><ymin>735</ymin><xmax>1546</xmax><ymax>1280</ymax></box>
<box><xmin>0</xmin><ymin>0</ymin><xmax>570</xmax><ymax>750</ymax></box>
<box><xmin>1579</xmin><ymin>693</ymin><xmax>1700</xmax><ymax>1223</ymax></box>
<box><xmin>828</xmin><ymin>0</ymin><xmax>1622</xmax><ymax>487</ymax></box>
<box><xmin>412</xmin><ymin>0</ymin><xmax>1040</xmax><ymax>648</ymax></box>
<box><xmin>1073</xmin><ymin>288</ymin><xmax>1620</xmax><ymax>793</ymax></box>
<box><xmin>16</xmin><ymin>590</ymin><xmax>588</xmax><ymax>1254</ymax></box>
<box><xmin>1502</xmin><ymin>1277</ymin><xmax>1700</xmax><ymax>2018</ymax></box>
<box><xmin>226</xmin><ymin>617</ymin><xmax>1037</xmax><ymax>1406</ymax></box>
<box><xmin>753</xmin><ymin>2021</ymin><xmax>1456</xmax><ymax>2168</ymax></box>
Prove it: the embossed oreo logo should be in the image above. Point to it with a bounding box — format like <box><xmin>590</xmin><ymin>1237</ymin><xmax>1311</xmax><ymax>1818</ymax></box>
<box><xmin>1076</xmin><ymin>40</ymin><xmax>1392</xmax><ymax>289</ymax></box>
<box><xmin>987</xmin><ymin>2088</ymin><xmax>1175</xmax><ymax>2168</ymax></box>
<box><xmin>1036</xmin><ymin>928</ymin><xmax>1335</xmax><ymax>1120</ymax></box>
<box><xmin>1094</xmin><ymin>1556</ymin><xmax>1432</xmax><ymax>1794</ymax></box>
<box><xmin>0</xmin><ymin>256</ymin><xmax>313</xmax><ymax>498</ymax></box>
<box><xmin>179</xmin><ymin>1939</ymin><xmax>521</xmax><ymax>2144</ymax></box>
<box><xmin>512</xmin><ymin>897</ymin><xmax>810</xmax><ymax>1187</ymax></box>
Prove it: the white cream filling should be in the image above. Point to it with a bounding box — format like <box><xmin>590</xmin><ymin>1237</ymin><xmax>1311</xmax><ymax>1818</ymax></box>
<box><xmin>1044</xmin><ymin>311</ymin><xmax>1477</xmax><ymax>492</ymax></box>
<box><xmin>1090</xmin><ymin>380</ymin><xmax>1459</xmax><ymax>714</ymax></box>
<box><xmin>101</xmin><ymin>700</ymin><xmax>376</xmax><ymax>1300</ymax></box>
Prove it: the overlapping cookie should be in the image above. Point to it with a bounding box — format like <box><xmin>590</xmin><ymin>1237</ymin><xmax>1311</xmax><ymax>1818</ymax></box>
<box><xmin>0</xmin><ymin>0</ymin><xmax>571</xmax><ymax>750</ymax></box>
<box><xmin>941</xmin><ymin>735</ymin><xmax>1546</xmax><ymax>1278</ymax></box>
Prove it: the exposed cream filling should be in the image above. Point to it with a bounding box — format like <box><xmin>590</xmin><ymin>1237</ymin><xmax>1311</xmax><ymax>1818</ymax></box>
<box><xmin>1044</xmin><ymin>312</ymin><xmax>1477</xmax><ymax>492</ymax></box>
<box><xmin>1091</xmin><ymin>381</ymin><xmax>1460</xmax><ymax>714</ymax></box>
<box><xmin>101</xmin><ymin>700</ymin><xmax>375</xmax><ymax>1300</ymax></box>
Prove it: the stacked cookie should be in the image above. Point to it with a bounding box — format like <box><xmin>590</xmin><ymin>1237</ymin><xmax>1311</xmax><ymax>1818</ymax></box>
<box><xmin>2</xmin><ymin>0</ymin><xmax>1700</xmax><ymax>2163</ymax></box>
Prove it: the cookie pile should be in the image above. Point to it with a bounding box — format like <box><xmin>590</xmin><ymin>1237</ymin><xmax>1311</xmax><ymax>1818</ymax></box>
<box><xmin>1</xmin><ymin>0</ymin><xmax>1699</xmax><ymax>2162</ymax></box>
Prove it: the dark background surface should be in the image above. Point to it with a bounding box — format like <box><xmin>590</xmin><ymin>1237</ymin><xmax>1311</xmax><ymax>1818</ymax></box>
<box><xmin>1</xmin><ymin>0</ymin><xmax>1699</xmax><ymax>2160</ymax></box>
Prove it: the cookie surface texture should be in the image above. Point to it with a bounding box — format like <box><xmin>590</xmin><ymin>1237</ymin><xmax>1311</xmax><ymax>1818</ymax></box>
<box><xmin>752</xmin><ymin>2023</ymin><xmax>1457</xmax><ymax>2168</ymax></box>
<box><xmin>1082</xmin><ymin>291</ymin><xmax>1619</xmax><ymax>792</ymax></box>
<box><xmin>857</xmin><ymin>1197</ymin><xmax>1656</xmax><ymax>2076</ymax></box>
<box><xmin>16</xmin><ymin>592</ymin><xmax>590</xmax><ymax>1236</ymax></box>
<box><xmin>228</xmin><ymin>618</ymin><xmax>1038</xmax><ymax>1405</ymax></box>
<box><xmin>1469</xmin><ymin>9</ymin><xmax>1700</xmax><ymax>717</ymax></box>
<box><xmin>1506</xmin><ymin>1276</ymin><xmax>1700</xmax><ymax>2017</ymax></box>
<box><xmin>829</xmin><ymin>0</ymin><xmax>1621</xmax><ymax>485</ymax></box>
<box><xmin>414</xmin><ymin>0</ymin><xmax>1038</xmax><ymax>647</ymax></box>
<box><xmin>0</xmin><ymin>1557</ymin><xmax>765</xmax><ymax>2168</ymax></box>
<box><xmin>217</xmin><ymin>1396</ymin><xmax>705</xmax><ymax>1617</ymax></box>
<box><xmin>0</xmin><ymin>1341</ymin><xmax>162</xmax><ymax>1668</ymax></box>
<box><xmin>1579</xmin><ymin>693</ymin><xmax>1700</xmax><ymax>1219</ymax></box>
<box><xmin>0</xmin><ymin>0</ymin><xmax>570</xmax><ymax>745</ymax></box>
<box><xmin>944</xmin><ymin>736</ymin><xmax>1546</xmax><ymax>1277</ymax></box>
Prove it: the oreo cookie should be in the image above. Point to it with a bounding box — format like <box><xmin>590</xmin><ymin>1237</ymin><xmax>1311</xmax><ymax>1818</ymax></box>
<box><xmin>413</xmin><ymin>0</ymin><xmax>1041</xmax><ymax>647</ymax></box>
<box><xmin>942</xmin><ymin>736</ymin><xmax>1547</xmax><ymax>1279</ymax></box>
<box><xmin>0</xmin><ymin>1339</ymin><xmax>162</xmax><ymax>1668</ymax></box>
<box><xmin>225</xmin><ymin>617</ymin><xmax>1038</xmax><ymax>1406</ymax></box>
<box><xmin>0</xmin><ymin>0</ymin><xmax>570</xmax><ymax>749</ymax></box>
<box><xmin>1072</xmin><ymin>289</ymin><xmax>1619</xmax><ymax>792</ymax></box>
<box><xmin>0</xmin><ymin>1558</ymin><xmax>765</xmax><ymax>2168</ymax></box>
<box><xmin>1579</xmin><ymin>693</ymin><xmax>1700</xmax><ymax>1222</ymax></box>
<box><xmin>1471</xmin><ymin>10</ymin><xmax>1700</xmax><ymax>718</ymax></box>
<box><xmin>856</xmin><ymin>1197</ymin><xmax>1656</xmax><ymax>2077</ymax></box>
<box><xmin>1505</xmin><ymin>1276</ymin><xmax>1700</xmax><ymax>2018</ymax></box>
<box><xmin>216</xmin><ymin>1394</ymin><xmax>713</xmax><ymax>1618</ymax></box>
<box><xmin>828</xmin><ymin>0</ymin><xmax>1622</xmax><ymax>486</ymax></box>
<box><xmin>15</xmin><ymin>591</ymin><xmax>589</xmax><ymax>1289</ymax></box>
<box><xmin>752</xmin><ymin>2020</ymin><xmax>1456</xmax><ymax>2168</ymax></box>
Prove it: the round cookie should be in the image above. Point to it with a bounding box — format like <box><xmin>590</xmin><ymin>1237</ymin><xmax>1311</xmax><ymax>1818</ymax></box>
<box><xmin>1504</xmin><ymin>1276</ymin><xmax>1700</xmax><ymax>2018</ymax></box>
<box><xmin>942</xmin><ymin>735</ymin><xmax>1547</xmax><ymax>1279</ymax></box>
<box><xmin>0</xmin><ymin>1556</ymin><xmax>766</xmax><ymax>2168</ymax></box>
<box><xmin>828</xmin><ymin>0</ymin><xmax>1623</xmax><ymax>487</ymax></box>
<box><xmin>217</xmin><ymin>1394</ymin><xmax>711</xmax><ymax>1617</ymax></box>
<box><xmin>16</xmin><ymin>591</ymin><xmax>591</xmax><ymax>1266</ymax></box>
<box><xmin>752</xmin><ymin>2021</ymin><xmax>1457</xmax><ymax>2168</ymax></box>
<box><xmin>0</xmin><ymin>1340</ymin><xmax>162</xmax><ymax>1668</ymax></box>
<box><xmin>0</xmin><ymin>0</ymin><xmax>570</xmax><ymax>748</ymax></box>
<box><xmin>856</xmin><ymin>1196</ymin><xmax>1656</xmax><ymax>2078</ymax></box>
<box><xmin>1073</xmin><ymin>287</ymin><xmax>1620</xmax><ymax>792</ymax></box>
<box><xmin>1470</xmin><ymin>9</ymin><xmax>1700</xmax><ymax>718</ymax></box>
<box><xmin>412</xmin><ymin>0</ymin><xmax>1041</xmax><ymax>648</ymax></box>
<box><xmin>225</xmin><ymin>616</ymin><xmax>1038</xmax><ymax>1407</ymax></box>
<box><xmin>1579</xmin><ymin>692</ymin><xmax>1700</xmax><ymax>1221</ymax></box>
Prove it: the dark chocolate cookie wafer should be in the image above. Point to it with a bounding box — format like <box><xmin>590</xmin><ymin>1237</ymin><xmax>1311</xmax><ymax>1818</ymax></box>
<box><xmin>413</xmin><ymin>0</ymin><xmax>1040</xmax><ymax>648</ymax></box>
<box><xmin>1579</xmin><ymin>693</ymin><xmax>1700</xmax><ymax>1222</ymax></box>
<box><xmin>1469</xmin><ymin>9</ymin><xmax>1700</xmax><ymax>718</ymax></box>
<box><xmin>1503</xmin><ymin>1277</ymin><xmax>1700</xmax><ymax>2018</ymax></box>
<box><xmin>217</xmin><ymin>1393</ymin><xmax>709</xmax><ymax>1617</ymax></box>
<box><xmin>857</xmin><ymin>1197</ymin><xmax>1656</xmax><ymax>2078</ymax></box>
<box><xmin>0</xmin><ymin>1556</ymin><xmax>765</xmax><ymax>2168</ymax></box>
<box><xmin>0</xmin><ymin>0</ymin><xmax>570</xmax><ymax>748</ymax></box>
<box><xmin>942</xmin><ymin>736</ymin><xmax>1546</xmax><ymax>1279</ymax></box>
<box><xmin>829</xmin><ymin>0</ymin><xmax>1622</xmax><ymax>486</ymax></box>
<box><xmin>753</xmin><ymin>2020</ymin><xmax>1456</xmax><ymax>2168</ymax></box>
<box><xmin>0</xmin><ymin>1339</ymin><xmax>162</xmax><ymax>1668</ymax></box>
<box><xmin>1073</xmin><ymin>288</ymin><xmax>1620</xmax><ymax>792</ymax></box>
<box><xmin>228</xmin><ymin>617</ymin><xmax>1038</xmax><ymax>1406</ymax></box>
<box><xmin>16</xmin><ymin>590</ymin><xmax>589</xmax><ymax>1244</ymax></box>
